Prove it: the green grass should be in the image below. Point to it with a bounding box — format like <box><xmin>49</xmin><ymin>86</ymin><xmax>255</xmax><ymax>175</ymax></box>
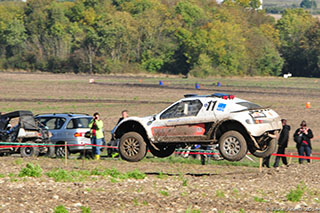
<box><xmin>54</xmin><ymin>205</ymin><xmax>68</xmax><ymax>213</ymax></box>
<box><xmin>18</xmin><ymin>163</ymin><xmax>42</xmax><ymax>178</ymax></box>
<box><xmin>124</xmin><ymin>170</ymin><xmax>146</xmax><ymax>179</ymax></box>
<box><xmin>185</xmin><ymin>206</ymin><xmax>201</xmax><ymax>213</ymax></box>
<box><xmin>156</xmin><ymin>172</ymin><xmax>168</xmax><ymax>179</ymax></box>
<box><xmin>80</xmin><ymin>206</ymin><xmax>91</xmax><ymax>213</ymax></box>
<box><xmin>216</xmin><ymin>190</ymin><xmax>225</xmax><ymax>198</ymax></box>
<box><xmin>286</xmin><ymin>181</ymin><xmax>307</xmax><ymax>202</ymax></box>
<box><xmin>143</xmin><ymin>155</ymin><xmax>259</xmax><ymax>167</ymax></box>
<box><xmin>14</xmin><ymin>159</ymin><xmax>24</xmax><ymax>165</ymax></box>
<box><xmin>45</xmin><ymin>168</ymin><xmax>146</xmax><ymax>182</ymax></box>
<box><xmin>160</xmin><ymin>190</ymin><xmax>169</xmax><ymax>196</ymax></box>
<box><xmin>253</xmin><ymin>196</ymin><xmax>266</xmax><ymax>202</ymax></box>
<box><xmin>133</xmin><ymin>198</ymin><xmax>139</xmax><ymax>206</ymax></box>
<box><xmin>95</xmin><ymin>75</ymin><xmax>320</xmax><ymax>90</ymax></box>
<box><xmin>182</xmin><ymin>178</ymin><xmax>188</xmax><ymax>186</ymax></box>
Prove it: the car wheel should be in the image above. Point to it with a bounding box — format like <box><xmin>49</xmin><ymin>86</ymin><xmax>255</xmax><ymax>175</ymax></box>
<box><xmin>248</xmin><ymin>138</ymin><xmax>276</xmax><ymax>158</ymax></box>
<box><xmin>119</xmin><ymin>132</ymin><xmax>147</xmax><ymax>162</ymax></box>
<box><xmin>149</xmin><ymin>144</ymin><xmax>176</xmax><ymax>158</ymax></box>
<box><xmin>20</xmin><ymin>144</ymin><xmax>40</xmax><ymax>157</ymax></box>
<box><xmin>218</xmin><ymin>131</ymin><xmax>247</xmax><ymax>161</ymax></box>
<box><xmin>55</xmin><ymin>144</ymin><xmax>70</xmax><ymax>158</ymax></box>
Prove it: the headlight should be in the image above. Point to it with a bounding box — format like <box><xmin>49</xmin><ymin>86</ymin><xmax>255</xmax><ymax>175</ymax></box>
<box><xmin>250</xmin><ymin>111</ymin><xmax>266</xmax><ymax>118</ymax></box>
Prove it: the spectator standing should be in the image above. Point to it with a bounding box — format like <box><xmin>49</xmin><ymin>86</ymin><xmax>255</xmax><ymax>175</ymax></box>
<box><xmin>107</xmin><ymin>110</ymin><xmax>129</xmax><ymax>157</ymax></box>
<box><xmin>89</xmin><ymin>112</ymin><xmax>104</xmax><ymax>160</ymax></box>
<box><xmin>273</xmin><ymin>119</ymin><xmax>290</xmax><ymax>167</ymax></box>
<box><xmin>294</xmin><ymin>120</ymin><xmax>313</xmax><ymax>164</ymax></box>
<box><xmin>117</xmin><ymin>110</ymin><xmax>129</xmax><ymax>124</ymax></box>
<box><xmin>262</xmin><ymin>132</ymin><xmax>278</xmax><ymax>168</ymax></box>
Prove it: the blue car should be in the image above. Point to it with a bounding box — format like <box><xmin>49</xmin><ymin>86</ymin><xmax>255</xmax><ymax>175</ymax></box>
<box><xmin>36</xmin><ymin>113</ymin><xmax>93</xmax><ymax>157</ymax></box>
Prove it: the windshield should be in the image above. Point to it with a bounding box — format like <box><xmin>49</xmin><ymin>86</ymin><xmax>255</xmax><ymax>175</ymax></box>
<box><xmin>236</xmin><ymin>102</ymin><xmax>261</xmax><ymax>110</ymax></box>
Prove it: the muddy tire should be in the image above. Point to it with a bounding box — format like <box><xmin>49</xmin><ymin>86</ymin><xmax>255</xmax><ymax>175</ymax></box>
<box><xmin>119</xmin><ymin>132</ymin><xmax>147</xmax><ymax>162</ymax></box>
<box><xmin>218</xmin><ymin>131</ymin><xmax>247</xmax><ymax>161</ymax></box>
<box><xmin>149</xmin><ymin>144</ymin><xmax>176</xmax><ymax>158</ymax></box>
<box><xmin>248</xmin><ymin>138</ymin><xmax>276</xmax><ymax>158</ymax></box>
<box><xmin>20</xmin><ymin>144</ymin><xmax>40</xmax><ymax>157</ymax></box>
<box><xmin>55</xmin><ymin>144</ymin><xmax>70</xmax><ymax>158</ymax></box>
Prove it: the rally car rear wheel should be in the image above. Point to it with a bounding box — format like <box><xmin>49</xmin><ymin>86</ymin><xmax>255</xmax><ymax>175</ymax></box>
<box><xmin>248</xmin><ymin>138</ymin><xmax>276</xmax><ymax>158</ymax></box>
<box><xmin>218</xmin><ymin>131</ymin><xmax>247</xmax><ymax>161</ymax></box>
<box><xmin>149</xmin><ymin>144</ymin><xmax>176</xmax><ymax>158</ymax></box>
<box><xmin>119</xmin><ymin>132</ymin><xmax>147</xmax><ymax>162</ymax></box>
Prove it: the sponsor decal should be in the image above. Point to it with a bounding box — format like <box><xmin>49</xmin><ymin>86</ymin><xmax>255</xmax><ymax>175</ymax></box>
<box><xmin>216</xmin><ymin>103</ymin><xmax>227</xmax><ymax>112</ymax></box>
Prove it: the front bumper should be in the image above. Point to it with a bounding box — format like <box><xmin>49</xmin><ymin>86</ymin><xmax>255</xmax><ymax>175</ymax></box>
<box><xmin>246</xmin><ymin>118</ymin><xmax>282</xmax><ymax>137</ymax></box>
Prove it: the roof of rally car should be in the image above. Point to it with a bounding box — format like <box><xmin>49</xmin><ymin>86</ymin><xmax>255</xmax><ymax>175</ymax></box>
<box><xmin>181</xmin><ymin>93</ymin><xmax>245</xmax><ymax>102</ymax></box>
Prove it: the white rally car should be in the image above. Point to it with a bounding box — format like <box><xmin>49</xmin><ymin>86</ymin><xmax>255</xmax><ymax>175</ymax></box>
<box><xmin>112</xmin><ymin>93</ymin><xmax>282</xmax><ymax>162</ymax></box>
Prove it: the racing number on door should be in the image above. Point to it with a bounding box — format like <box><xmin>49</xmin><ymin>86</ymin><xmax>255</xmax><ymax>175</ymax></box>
<box><xmin>206</xmin><ymin>101</ymin><xmax>216</xmax><ymax>111</ymax></box>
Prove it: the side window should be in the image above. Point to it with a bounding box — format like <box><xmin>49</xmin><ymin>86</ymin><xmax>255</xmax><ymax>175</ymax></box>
<box><xmin>75</xmin><ymin>118</ymin><xmax>91</xmax><ymax>128</ymax></box>
<box><xmin>160</xmin><ymin>100</ymin><xmax>202</xmax><ymax>119</ymax></box>
<box><xmin>67</xmin><ymin>118</ymin><xmax>92</xmax><ymax>129</ymax></box>
<box><xmin>55</xmin><ymin>118</ymin><xmax>66</xmax><ymax>129</ymax></box>
<box><xmin>39</xmin><ymin>117</ymin><xmax>65</xmax><ymax>130</ymax></box>
<box><xmin>66</xmin><ymin>119</ymin><xmax>75</xmax><ymax>129</ymax></box>
<box><xmin>187</xmin><ymin>100</ymin><xmax>203</xmax><ymax>116</ymax></box>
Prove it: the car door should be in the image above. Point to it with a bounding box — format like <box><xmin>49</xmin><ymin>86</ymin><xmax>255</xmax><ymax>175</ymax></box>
<box><xmin>38</xmin><ymin>117</ymin><xmax>66</xmax><ymax>143</ymax></box>
<box><xmin>151</xmin><ymin>99</ymin><xmax>205</xmax><ymax>140</ymax></box>
<box><xmin>65</xmin><ymin>117</ymin><xmax>91</xmax><ymax>146</ymax></box>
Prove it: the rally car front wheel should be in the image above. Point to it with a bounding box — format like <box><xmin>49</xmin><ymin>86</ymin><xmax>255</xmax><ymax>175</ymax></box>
<box><xmin>248</xmin><ymin>138</ymin><xmax>276</xmax><ymax>158</ymax></box>
<box><xmin>218</xmin><ymin>131</ymin><xmax>247</xmax><ymax>161</ymax></box>
<box><xmin>119</xmin><ymin>132</ymin><xmax>147</xmax><ymax>162</ymax></box>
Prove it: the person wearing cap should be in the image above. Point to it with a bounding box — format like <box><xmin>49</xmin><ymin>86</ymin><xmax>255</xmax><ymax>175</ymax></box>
<box><xmin>89</xmin><ymin>112</ymin><xmax>104</xmax><ymax>160</ymax></box>
<box><xmin>293</xmin><ymin>120</ymin><xmax>313</xmax><ymax>164</ymax></box>
<box><xmin>273</xmin><ymin>119</ymin><xmax>290</xmax><ymax>168</ymax></box>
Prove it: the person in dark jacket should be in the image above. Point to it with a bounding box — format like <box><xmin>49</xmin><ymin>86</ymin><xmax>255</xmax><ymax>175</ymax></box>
<box><xmin>293</xmin><ymin>120</ymin><xmax>313</xmax><ymax>164</ymax></box>
<box><xmin>273</xmin><ymin>119</ymin><xmax>290</xmax><ymax>167</ymax></box>
<box><xmin>262</xmin><ymin>132</ymin><xmax>278</xmax><ymax>168</ymax></box>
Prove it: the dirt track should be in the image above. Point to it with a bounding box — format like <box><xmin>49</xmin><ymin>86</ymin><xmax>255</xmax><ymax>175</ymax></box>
<box><xmin>1</xmin><ymin>72</ymin><xmax>320</xmax><ymax>212</ymax></box>
<box><xmin>0</xmin><ymin>157</ymin><xmax>319</xmax><ymax>212</ymax></box>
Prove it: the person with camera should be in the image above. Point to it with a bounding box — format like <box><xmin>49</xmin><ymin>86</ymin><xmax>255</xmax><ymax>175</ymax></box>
<box><xmin>89</xmin><ymin>112</ymin><xmax>104</xmax><ymax>160</ymax></box>
<box><xmin>294</xmin><ymin>120</ymin><xmax>313</xmax><ymax>164</ymax></box>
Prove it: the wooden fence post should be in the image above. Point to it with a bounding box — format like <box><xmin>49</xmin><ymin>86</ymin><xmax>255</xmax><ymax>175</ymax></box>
<box><xmin>65</xmin><ymin>141</ymin><xmax>68</xmax><ymax>166</ymax></box>
<box><xmin>289</xmin><ymin>153</ymin><xmax>293</xmax><ymax>165</ymax></box>
<box><xmin>259</xmin><ymin>158</ymin><xmax>262</xmax><ymax>172</ymax></box>
<box><xmin>82</xmin><ymin>145</ymin><xmax>86</xmax><ymax>168</ymax></box>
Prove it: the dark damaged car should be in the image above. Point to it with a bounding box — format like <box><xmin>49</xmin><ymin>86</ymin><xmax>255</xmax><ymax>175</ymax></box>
<box><xmin>0</xmin><ymin>111</ymin><xmax>53</xmax><ymax>157</ymax></box>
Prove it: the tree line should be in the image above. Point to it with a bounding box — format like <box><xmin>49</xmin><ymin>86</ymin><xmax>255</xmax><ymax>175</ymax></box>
<box><xmin>0</xmin><ymin>0</ymin><xmax>319</xmax><ymax>77</ymax></box>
